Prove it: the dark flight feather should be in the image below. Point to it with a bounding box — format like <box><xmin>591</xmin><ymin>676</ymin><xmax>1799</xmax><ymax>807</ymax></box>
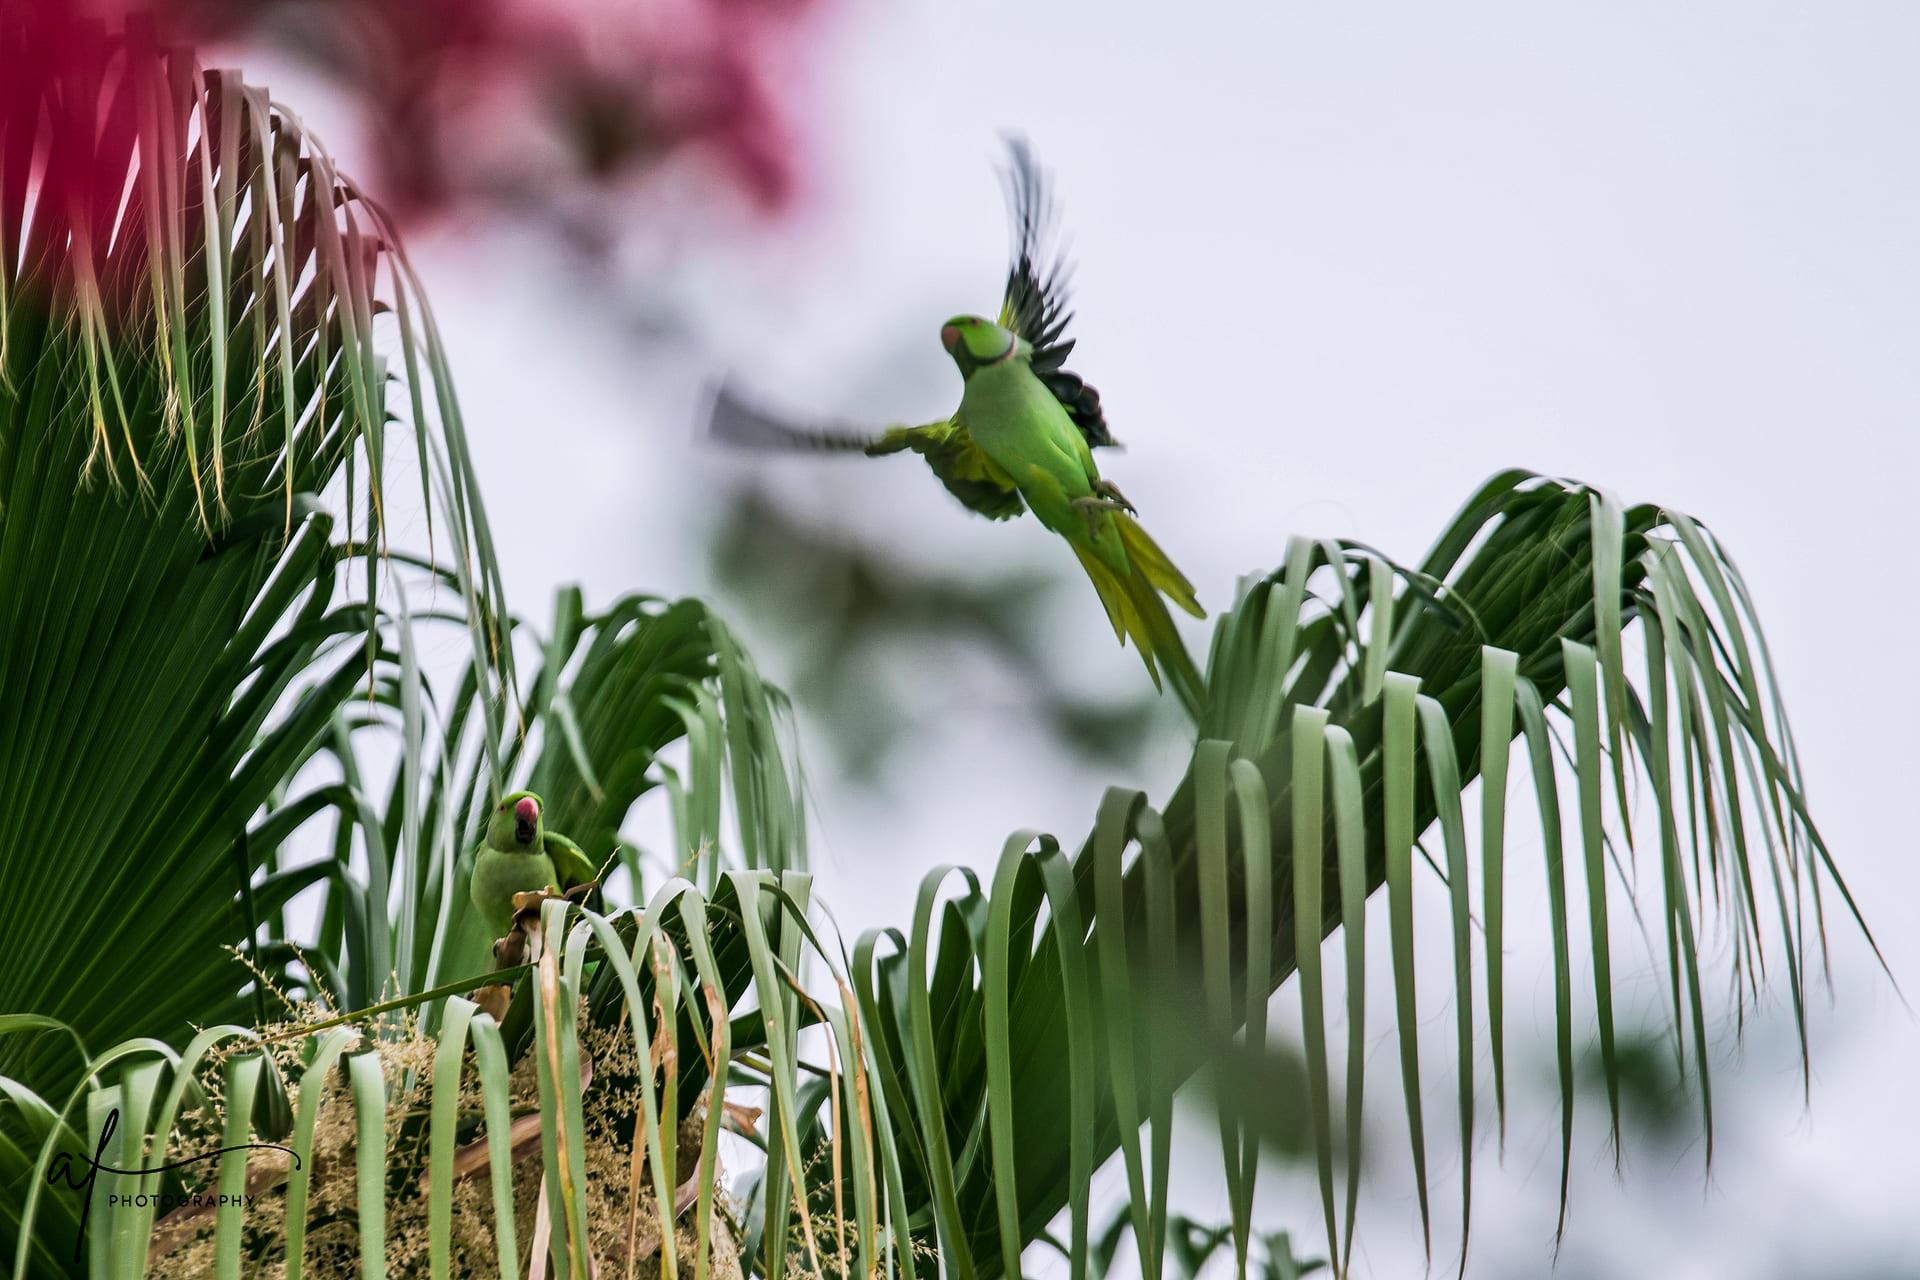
<box><xmin>998</xmin><ymin>137</ymin><xmax>1116</xmax><ymax>449</ymax></box>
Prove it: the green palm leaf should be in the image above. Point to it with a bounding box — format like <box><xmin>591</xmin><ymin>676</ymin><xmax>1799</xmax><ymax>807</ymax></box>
<box><xmin>0</xmin><ymin>24</ymin><xmax>510</xmax><ymax>1090</ymax></box>
<box><xmin>853</xmin><ymin>471</ymin><xmax>1875</xmax><ymax>1277</ymax></box>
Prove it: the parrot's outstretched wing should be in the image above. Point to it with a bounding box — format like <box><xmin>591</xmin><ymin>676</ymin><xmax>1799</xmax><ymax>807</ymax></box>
<box><xmin>997</xmin><ymin>137</ymin><xmax>1115</xmax><ymax>450</ymax></box>
<box><xmin>706</xmin><ymin>382</ymin><xmax>1025</xmax><ymax>521</ymax></box>
<box><xmin>544</xmin><ymin>831</ymin><xmax>600</xmax><ymax>891</ymax></box>
<box><xmin>869</xmin><ymin>419</ymin><xmax>1026</xmax><ymax>521</ymax></box>
<box><xmin>706</xmin><ymin>381</ymin><xmax>877</xmax><ymax>452</ymax></box>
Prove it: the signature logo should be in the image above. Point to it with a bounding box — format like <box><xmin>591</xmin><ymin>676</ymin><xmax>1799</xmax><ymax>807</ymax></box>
<box><xmin>44</xmin><ymin>1107</ymin><xmax>301</xmax><ymax>1264</ymax></box>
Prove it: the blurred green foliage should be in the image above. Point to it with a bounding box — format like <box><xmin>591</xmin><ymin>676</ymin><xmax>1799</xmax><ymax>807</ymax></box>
<box><xmin>709</xmin><ymin>487</ymin><xmax>1162</xmax><ymax>778</ymax></box>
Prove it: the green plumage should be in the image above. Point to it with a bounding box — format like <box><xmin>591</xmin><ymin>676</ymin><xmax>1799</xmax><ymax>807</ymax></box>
<box><xmin>469</xmin><ymin>790</ymin><xmax>599</xmax><ymax>938</ymax></box>
<box><xmin>707</xmin><ymin>138</ymin><xmax>1206</xmax><ymax>714</ymax></box>
<box><xmin>942</xmin><ymin>324</ymin><xmax>1205</xmax><ymax>712</ymax></box>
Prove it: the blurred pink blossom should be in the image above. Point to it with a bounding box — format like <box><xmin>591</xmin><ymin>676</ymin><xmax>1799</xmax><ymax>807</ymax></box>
<box><xmin>1</xmin><ymin>0</ymin><xmax>823</xmax><ymax>235</ymax></box>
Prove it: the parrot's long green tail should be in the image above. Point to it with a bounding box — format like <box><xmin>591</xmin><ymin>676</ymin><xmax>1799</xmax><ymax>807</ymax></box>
<box><xmin>1069</xmin><ymin>513</ymin><xmax>1207</xmax><ymax>721</ymax></box>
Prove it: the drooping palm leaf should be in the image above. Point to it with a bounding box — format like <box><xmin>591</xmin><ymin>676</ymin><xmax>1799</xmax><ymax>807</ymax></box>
<box><xmin>0</xmin><ymin>19</ymin><xmax>510</xmax><ymax>1087</ymax></box>
<box><xmin>850</xmin><ymin>471</ymin><xmax>1873</xmax><ymax>1279</ymax></box>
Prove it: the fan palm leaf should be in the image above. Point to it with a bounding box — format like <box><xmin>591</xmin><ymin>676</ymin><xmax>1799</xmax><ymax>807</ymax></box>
<box><xmin>0</xmin><ymin>19</ymin><xmax>510</xmax><ymax>1089</ymax></box>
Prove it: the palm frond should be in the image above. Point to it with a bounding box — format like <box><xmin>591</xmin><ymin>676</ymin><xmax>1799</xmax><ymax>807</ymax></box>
<box><xmin>0</xmin><ymin>21</ymin><xmax>510</xmax><ymax>1089</ymax></box>
<box><xmin>849</xmin><ymin>471</ymin><xmax>1871</xmax><ymax>1278</ymax></box>
<box><xmin>182</xmin><ymin>578</ymin><xmax>808</xmax><ymax>1026</ymax></box>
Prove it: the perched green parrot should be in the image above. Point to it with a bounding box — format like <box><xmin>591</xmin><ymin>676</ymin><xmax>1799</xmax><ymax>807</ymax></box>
<box><xmin>708</xmin><ymin>139</ymin><xmax>1206</xmax><ymax>715</ymax></box>
<box><xmin>468</xmin><ymin>791</ymin><xmax>599</xmax><ymax>939</ymax></box>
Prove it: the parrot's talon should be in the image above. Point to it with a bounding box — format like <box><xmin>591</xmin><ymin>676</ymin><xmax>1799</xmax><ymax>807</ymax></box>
<box><xmin>1093</xmin><ymin>479</ymin><xmax>1135</xmax><ymax>513</ymax></box>
<box><xmin>1071</xmin><ymin>494</ymin><xmax>1130</xmax><ymax>537</ymax></box>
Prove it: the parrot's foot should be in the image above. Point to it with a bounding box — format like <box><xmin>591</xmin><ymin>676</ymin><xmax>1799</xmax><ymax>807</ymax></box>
<box><xmin>489</xmin><ymin>880</ymin><xmax>606</xmax><ymax>972</ymax></box>
<box><xmin>1071</xmin><ymin>495</ymin><xmax>1131</xmax><ymax>537</ymax></box>
<box><xmin>492</xmin><ymin>931</ymin><xmax>528</xmax><ymax>969</ymax></box>
<box><xmin>1092</xmin><ymin>479</ymin><xmax>1136</xmax><ymax>513</ymax></box>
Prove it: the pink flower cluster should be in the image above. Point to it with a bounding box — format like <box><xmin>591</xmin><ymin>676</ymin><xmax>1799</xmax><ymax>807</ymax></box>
<box><xmin>2</xmin><ymin>0</ymin><xmax>821</xmax><ymax>231</ymax></box>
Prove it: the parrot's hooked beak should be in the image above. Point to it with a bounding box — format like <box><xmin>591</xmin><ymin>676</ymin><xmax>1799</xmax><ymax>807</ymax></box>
<box><xmin>940</xmin><ymin>323</ymin><xmax>961</xmax><ymax>355</ymax></box>
<box><xmin>514</xmin><ymin>795</ymin><xmax>540</xmax><ymax>845</ymax></box>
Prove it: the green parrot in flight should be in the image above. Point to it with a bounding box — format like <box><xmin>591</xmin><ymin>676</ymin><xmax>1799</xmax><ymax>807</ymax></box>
<box><xmin>708</xmin><ymin>138</ymin><xmax>1206</xmax><ymax>716</ymax></box>
<box><xmin>468</xmin><ymin>791</ymin><xmax>599</xmax><ymax>939</ymax></box>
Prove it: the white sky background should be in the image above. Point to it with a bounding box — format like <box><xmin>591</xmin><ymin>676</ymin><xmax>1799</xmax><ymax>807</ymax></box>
<box><xmin>254</xmin><ymin>2</ymin><xmax>1920</xmax><ymax>1276</ymax></box>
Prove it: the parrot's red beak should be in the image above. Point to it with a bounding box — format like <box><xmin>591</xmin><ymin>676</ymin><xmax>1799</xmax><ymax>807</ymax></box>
<box><xmin>514</xmin><ymin>796</ymin><xmax>540</xmax><ymax>844</ymax></box>
<box><xmin>940</xmin><ymin>323</ymin><xmax>961</xmax><ymax>355</ymax></box>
